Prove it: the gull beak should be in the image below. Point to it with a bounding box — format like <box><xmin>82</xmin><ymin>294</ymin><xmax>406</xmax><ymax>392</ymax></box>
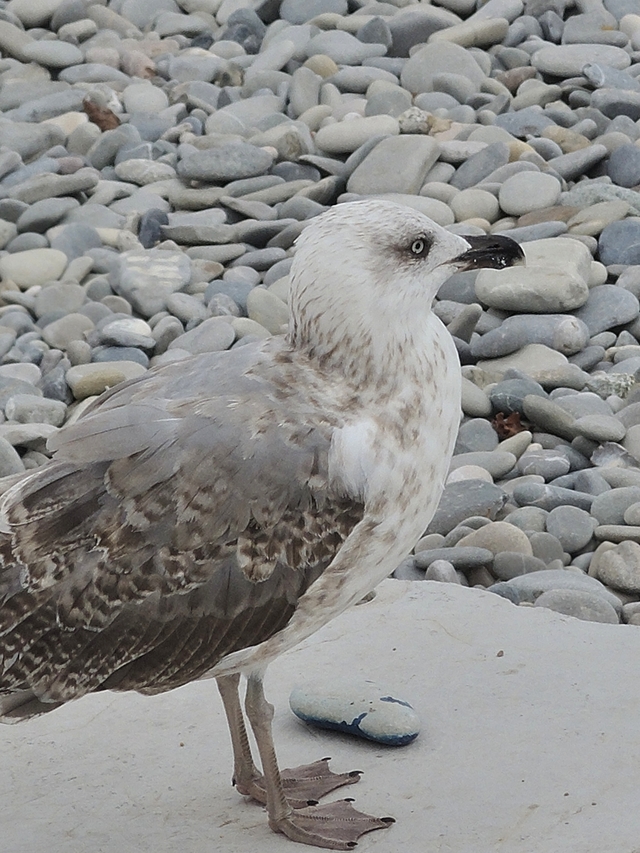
<box><xmin>454</xmin><ymin>234</ymin><xmax>525</xmax><ymax>271</ymax></box>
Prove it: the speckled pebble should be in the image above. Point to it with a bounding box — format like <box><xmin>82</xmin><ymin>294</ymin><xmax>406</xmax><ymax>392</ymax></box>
<box><xmin>289</xmin><ymin>681</ymin><xmax>420</xmax><ymax>746</ymax></box>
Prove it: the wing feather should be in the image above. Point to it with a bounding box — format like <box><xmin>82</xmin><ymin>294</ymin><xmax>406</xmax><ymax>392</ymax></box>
<box><xmin>0</xmin><ymin>340</ymin><xmax>364</xmax><ymax>718</ymax></box>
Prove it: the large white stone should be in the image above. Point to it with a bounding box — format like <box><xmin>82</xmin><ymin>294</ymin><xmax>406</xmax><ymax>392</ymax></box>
<box><xmin>347</xmin><ymin>135</ymin><xmax>440</xmax><ymax>196</ymax></box>
<box><xmin>475</xmin><ymin>236</ymin><xmax>592</xmax><ymax>312</ymax></box>
<box><xmin>0</xmin><ymin>248</ymin><xmax>67</xmax><ymax>289</ymax></box>
<box><xmin>475</xmin><ymin>266</ymin><xmax>589</xmax><ymax>312</ymax></box>
<box><xmin>315</xmin><ymin>115</ymin><xmax>399</xmax><ymax>155</ymax></box>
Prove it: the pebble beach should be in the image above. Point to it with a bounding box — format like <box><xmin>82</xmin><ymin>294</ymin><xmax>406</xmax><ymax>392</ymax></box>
<box><xmin>2</xmin><ymin>0</ymin><xmax>640</xmax><ymax>627</ymax></box>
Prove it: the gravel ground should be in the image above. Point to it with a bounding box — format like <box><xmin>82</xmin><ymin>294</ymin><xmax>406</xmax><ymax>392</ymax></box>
<box><xmin>2</xmin><ymin>0</ymin><xmax>640</xmax><ymax>624</ymax></box>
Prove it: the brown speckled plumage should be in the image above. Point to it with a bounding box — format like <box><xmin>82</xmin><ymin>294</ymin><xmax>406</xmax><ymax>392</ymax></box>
<box><xmin>0</xmin><ymin>342</ymin><xmax>365</xmax><ymax>715</ymax></box>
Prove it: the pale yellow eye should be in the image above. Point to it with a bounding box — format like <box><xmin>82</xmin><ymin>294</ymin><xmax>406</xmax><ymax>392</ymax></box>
<box><xmin>411</xmin><ymin>239</ymin><xmax>425</xmax><ymax>256</ymax></box>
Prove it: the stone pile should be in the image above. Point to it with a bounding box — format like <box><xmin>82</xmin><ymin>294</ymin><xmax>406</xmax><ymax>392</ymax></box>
<box><xmin>2</xmin><ymin>0</ymin><xmax>640</xmax><ymax>623</ymax></box>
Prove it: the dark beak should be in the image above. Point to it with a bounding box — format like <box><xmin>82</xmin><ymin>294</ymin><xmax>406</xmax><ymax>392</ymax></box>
<box><xmin>455</xmin><ymin>234</ymin><xmax>525</xmax><ymax>271</ymax></box>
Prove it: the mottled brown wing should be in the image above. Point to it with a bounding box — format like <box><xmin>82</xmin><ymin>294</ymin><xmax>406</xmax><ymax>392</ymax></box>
<box><xmin>0</xmin><ymin>342</ymin><xmax>364</xmax><ymax>719</ymax></box>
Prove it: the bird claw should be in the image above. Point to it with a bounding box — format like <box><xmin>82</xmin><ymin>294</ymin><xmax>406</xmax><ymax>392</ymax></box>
<box><xmin>271</xmin><ymin>798</ymin><xmax>395</xmax><ymax>850</ymax></box>
<box><xmin>281</xmin><ymin>758</ymin><xmax>362</xmax><ymax>809</ymax></box>
<box><xmin>238</xmin><ymin>757</ymin><xmax>362</xmax><ymax>809</ymax></box>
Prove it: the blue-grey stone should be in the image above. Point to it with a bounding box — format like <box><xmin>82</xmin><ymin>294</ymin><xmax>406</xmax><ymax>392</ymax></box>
<box><xmin>534</xmin><ymin>588</ymin><xmax>619</xmax><ymax>622</ymax></box>
<box><xmin>546</xmin><ymin>505</ymin><xmax>596</xmax><ymax>552</ymax></box>
<box><xmin>454</xmin><ymin>417</ymin><xmax>499</xmax><ymax>453</ymax></box>
<box><xmin>590</xmin><ymin>486</ymin><xmax>640</xmax><ymax>525</ymax></box>
<box><xmin>427</xmin><ymin>479</ymin><xmax>507</xmax><ymax>535</ymax></box>
<box><xmin>415</xmin><ymin>546</ymin><xmax>493</xmax><ymax>570</ymax></box>
<box><xmin>494</xmin><ymin>107</ymin><xmax>556</xmax><ymax>137</ymax></box>
<box><xmin>488</xmin><ymin>581</ymin><xmax>521</xmax><ymax>604</ymax></box>
<box><xmin>450</xmin><ymin>142</ymin><xmax>510</xmax><ymax>191</ymax></box>
<box><xmin>573</xmin><ymin>285</ymin><xmax>640</xmax><ymax>335</ymax></box>
<box><xmin>607</xmin><ymin>144</ymin><xmax>640</xmax><ymax>188</ymax></box>
<box><xmin>493</xmin><ymin>552</ymin><xmax>548</xmax><ymax>580</ymax></box>
<box><xmin>357</xmin><ymin>17</ymin><xmax>393</xmax><ymax>49</ymax></box>
<box><xmin>178</xmin><ymin>143</ymin><xmax>274</xmax><ymax>183</ymax></box>
<box><xmin>517</xmin><ymin>448</ymin><xmax>571</xmax><ymax>480</ymax></box>
<box><xmin>87</xmin><ymin>124</ymin><xmax>142</xmax><ymax>171</ymax></box>
<box><xmin>490</xmin><ymin>377</ymin><xmax>548</xmax><ymax>415</ymax></box>
<box><xmin>583</xmin><ymin>63</ymin><xmax>640</xmax><ymax>91</ymax></box>
<box><xmin>471</xmin><ymin>315</ymin><xmax>589</xmax><ymax>359</ymax></box>
<box><xmin>497</xmin><ymin>568</ymin><xmax>622</xmax><ymax>612</ymax></box>
<box><xmin>388</xmin><ymin>8</ymin><xmax>457</xmax><ymax>57</ymax></box>
<box><xmin>591</xmin><ymin>88</ymin><xmax>640</xmax><ymax>121</ymax></box>
<box><xmin>512</xmin><ymin>482</ymin><xmax>594</xmax><ymax>511</ymax></box>
<box><xmin>91</xmin><ymin>346</ymin><xmax>150</xmax><ymax>367</ymax></box>
<box><xmin>547</xmin><ymin>145</ymin><xmax>608</xmax><ymax>181</ymax></box>
<box><xmin>493</xmin><ymin>222</ymin><xmax>569</xmax><ymax>242</ymax></box>
<box><xmin>280</xmin><ymin>0</ymin><xmax>347</xmax><ymax>25</ymax></box>
<box><xmin>139</xmin><ymin>209</ymin><xmax>169</xmax><ymax>249</ymax></box>
<box><xmin>50</xmin><ymin>223</ymin><xmax>102</xmax><ymax>261</ymax></box>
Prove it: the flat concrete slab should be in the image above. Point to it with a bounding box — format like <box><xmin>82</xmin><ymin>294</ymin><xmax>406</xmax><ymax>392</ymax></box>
<box><xmin>3</xmin><ymin>580</ymin><xmax>640</xmax><ymax>853</ymax></box>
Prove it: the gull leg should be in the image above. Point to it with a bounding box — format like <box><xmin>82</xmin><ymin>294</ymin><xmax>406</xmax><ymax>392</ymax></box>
<box><xmin>244</xmin><ymin>673</ymin><xmax>394</xmax><ymax>850</ymax></box>
<box><xmin>217</xmin><ymin>674</ymin><xmax>264</xmax><ymax>799</ymax></box>
<box><xmin>218</xmin><ymin>673</ymin><xmax>364</xmax><ymax>808</ymax></box>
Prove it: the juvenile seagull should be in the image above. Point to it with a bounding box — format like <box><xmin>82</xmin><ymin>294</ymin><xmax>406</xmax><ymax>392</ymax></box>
<box><xmin>0</xmin><ymin>200</ymin><xmax>523</xmax><ymax>849</ymax></box>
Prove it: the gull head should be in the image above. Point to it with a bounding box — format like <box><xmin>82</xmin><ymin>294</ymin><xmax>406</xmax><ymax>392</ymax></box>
<box><xmin>288</xmin><ymin>199</ymin><xmax>524</xmax><ymax>353</ymax></box>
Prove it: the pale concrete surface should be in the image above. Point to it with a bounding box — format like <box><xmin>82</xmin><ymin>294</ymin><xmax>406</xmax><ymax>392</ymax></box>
<box><xmin>3</xmin><ymin>580</ymin><xmax>640</xmax><ymax>853</ymax></box>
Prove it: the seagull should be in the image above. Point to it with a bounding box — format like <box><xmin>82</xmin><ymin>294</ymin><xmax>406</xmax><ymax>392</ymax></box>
<box><xmin>0</xmin><ymin>200</ymin><xmax>523</xmax><ymax>849</ymax></box>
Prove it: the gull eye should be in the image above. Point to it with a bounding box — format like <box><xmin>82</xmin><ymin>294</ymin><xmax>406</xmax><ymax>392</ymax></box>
<box><xmin>410</xmin><ymin>237</ymin><xmax>429</xmax><ymax>257</ymax></box>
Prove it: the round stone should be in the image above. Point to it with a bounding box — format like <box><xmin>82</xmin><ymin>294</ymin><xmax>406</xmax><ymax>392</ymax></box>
<box><xmin>450</xmin><ymin>188</ymin><xmax>500</xmax><ymax>223</ymax></box>
<box><xmin>455</xmin><ymin>418</ymin><xmax>499</xmax><ymax>453</ymax></box>
<box><xmin>492</xmin><ymin>551</ymin><xmax>548</xmax><ymax>580</ymax></box>
<box><xmin>456</xmin><ymin>520</ymin><xmax>533</xmax><ymax>556</ymax></box>
<box><xmin>490</xmin><ymin>378</ymin><xmax>547</xmax><ymax>415</ymax></box>
<box><xmin>449</xmin><ymin>450</ymin><xmax>516</xmax><ymax>479</ymax></box>
<box><xmin>425</xmin><ymin>559</ymin><xmax>460</xmax><ymax>583</ymax></box>
<box><xmin>401</xmin><ymin>41</ymin><xmax>485</xmax><ymax>94</ymax></box>
<box><xmin>471</xmin><ymin>315</ymin><xmax>590</xmax><ymax>359</ymax></box>
<box><xmin>42</xmin><ymin>313</ymin><xmax>94</xmax><ymax>349</ymax></box>
<box><xmin>498</xmin><ymin>568</ymin><xmax>622</xmax><ymax>611</ymax></box>
<box><xmin>427</xmin><ymin>479</ymin><xmax>508</xmax><ymax>536</ymax></box>
<box><xmin>123</xmin><ymin>83</ymin><xmax>170</xmax><ymax>114</ymax></box>
<box><xmin>5</xmin><ymin>394</ymin><xmax>67</xmax><ymax>427</ymax></box>
<box><xmin>0</xmin><ymin>435</ymin><xmax>24</xmax><ymax>475</ymax></box>
<box><xmin>590</xmin><ymin>486</ymin><xmax>640</xmax><ymax>525</ymax></box>
<box><xmin>573</xmin><ymin>414</ymin><xmax>626</xmax><ymax>442</ymax></box>
<box><xmin>624</xmin><ymin>501</ymin><xmax>640</xmax><ymax>525</ymax></box>
<box><xmin>545</xmin><ymin>506</ymin><xmax>596</xmax><ymax>552</ymax></box>
<box><xmin>531</xmin><ymin>44</ymin><xmax>631</xmax><ymax>76</ymax></box>
<box><xmin>66</xmin><ymin>362</ymin><xmax>147</xmax><ymax>399</ymax></box>
<box><xmin>599</xmin><ymin>219</ymin><xmax>640</xmax><ymax>265</ymax></box>
<box><xmin>504</xmin><ymin>506</ymin><xmax>549</xmax><ymax>533</ymax></box>
<box><xmin>167</xmin><ymin>317</ymin><xmax>235</xmax><ymax>354</ymax></box>
<box><xmin>593</xmin><ymin>539</ymin><xmax>640</xmax><ymax>593</ymax></box>
<box><xmin>517</xmin><ymin>448</ymin><xmax>571</xmax><ymax>480</ymax></box>
<box><xmin>347</xmin><ymin>135</ymin><xmax>439</xmax><ymax>195</ymax></box>
<box><xmin>246</xmin><ymin>287</ymin><xmax>289</xmax><ymax>335</ymax></box>
<box><xmin>607</xmin><ymin>143</ymin><xmax>640</xmax><ymax>188</ymax></box>
<box><xmin>178</xmin><ymin>144</ymin><xmax>274</xmax><ymax>183</ymax></box>
<box><xmin>534</xmin><ymin>589</ymin><xmax>619</xmax><ymax>623</ymax></box>
<box><xmin>304</xmin><ymin>30</ymin><xmax>386</xmax><ymax>65</ymax></box>
<box><xmin>475</xmin><ymin>267</ymin><xmax>589</xmax><ymax>313</ymax></box>
<box><xmin>0</xmin><ymin>248</ymin><xmax>67</xmax><ymax>288</ymax></box>
<box><xmin>22</xmin><ymin>40</ymin><xmax>84</xmax><ymax>68</ymax></box>
<box><xmin>498</xmin><ymin>172</ymin><xmax>562</xmax><ymax>216</ymax></box>
<box><xmin>573</xmin><ymin>284</ymin><xmax>639</xmax><ymax>334</ymax></box>
<box><xmin>315</xmin><ymin>116</ymin><xmax>399</xmax><ymax>156</ymax></box>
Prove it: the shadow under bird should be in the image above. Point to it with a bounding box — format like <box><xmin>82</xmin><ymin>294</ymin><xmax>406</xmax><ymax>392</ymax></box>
<box><xmin>0</xmin><ymin>200</ymin><xmax>524</xmax><ymax>849</ymax></box>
